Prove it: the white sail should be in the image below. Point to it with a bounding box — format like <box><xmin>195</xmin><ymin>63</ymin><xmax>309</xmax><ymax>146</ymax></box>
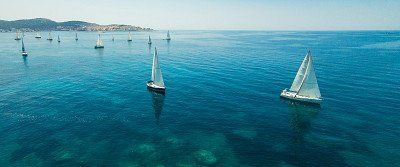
<box><xmin>128</xmin><ymin>32</ymin><xmax>132</xmax><ymax>40</ymax></box>
<box><xmin>22</xmin><ymin>38</ymin><xmax>25</xmax><ymax>52</ymax></box>
<box><xmin>297</xmin><ymin>54</ymin><xmax>321</xmax><ymax>98</ymax></box>
<box><xmin>290</xmin><ymin>52</ymin><xmax>310</xmax><ymax>92</ymax></box>
<box><xmin>166</xmin><ymin>31</ymin><xmax>171</xmax><ymax>40</ymax></box>
<box><xmin>151</xmin><ymin>47</ymin><xmax>165</xmax><ymax>87</ymax></box>
<box><xmin>97</xmin><ymin>34</ymin><xmax>103</xmax><ymax>46</ymax></box>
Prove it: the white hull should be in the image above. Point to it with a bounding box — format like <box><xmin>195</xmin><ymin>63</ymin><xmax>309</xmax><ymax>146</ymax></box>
<box><xmin>280</xmin><ymin>89</ymin><xmax>322</xmax><ymax>104</ymax></box>
<box><xmin>147</xmin><ymin>81</ymin><xmax>165</xmax><ymax>91</ymax></box>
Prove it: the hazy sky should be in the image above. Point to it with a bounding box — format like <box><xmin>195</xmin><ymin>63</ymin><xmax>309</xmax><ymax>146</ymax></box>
<box><xmin>1</xmin><ymin>0</ymin><xmax>399</xmax><ymax>30</ymax></box>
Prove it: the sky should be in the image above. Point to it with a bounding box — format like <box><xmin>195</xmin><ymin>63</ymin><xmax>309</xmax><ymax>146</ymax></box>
<box><xmin>0</xmin><ymin>0</ymin><xmax>399</xmax><ymax>30</ymax></box>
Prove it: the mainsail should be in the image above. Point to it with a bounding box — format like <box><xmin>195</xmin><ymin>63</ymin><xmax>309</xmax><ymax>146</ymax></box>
<box><xmin>151</xmin><ymin>47</ymin><xmax>165</xmax><ymax>87</ymax></box>
<box><xmin>148</xmin><ymin>36</ymin><xmax>152</xmax><ymax>43</ymax></box>
<box><xmin>97</xmin><ymin>34</ymin><xmax>103</xmax><ymax>46</ymax></box>
<box><xmin>290</xmin><ymin>51</ymin><xmax>321</xmax><ymax>98</ymax></box>
<box><xmin>22</xmin><ymin>38</ymin><xmax>25</xmax><ymax>52</ymax></box>
<box><xmin>128</xmin><ymin>32</ymin><xmax>132</xmax><ymax>40</ymax></box>
<box><xmin>166</xmin><ymin>31</ymin><xmax>170</xmax><ymax>39</ymax></box>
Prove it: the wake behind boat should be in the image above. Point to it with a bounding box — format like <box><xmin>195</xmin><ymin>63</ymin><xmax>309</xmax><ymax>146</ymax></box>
<box><xmin>94</xmin><ymin>33</ymin><xmax>104</xmax><ymax>49</ymax></box>
<box><xmin>147</xmin><ymin>47</ymin><xmax>165</xmax><ymax>92</ymax></box>
<box><xmin>281</xmin><ymin>51</ymin><xmax>322</xmax><ymax>104</ymax></box>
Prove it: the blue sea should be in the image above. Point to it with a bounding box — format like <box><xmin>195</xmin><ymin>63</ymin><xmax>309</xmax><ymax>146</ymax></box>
<box><xmin>0</xmin><ymin>30</ymin><xmax>399</xmax><ymax>166</ymax></box>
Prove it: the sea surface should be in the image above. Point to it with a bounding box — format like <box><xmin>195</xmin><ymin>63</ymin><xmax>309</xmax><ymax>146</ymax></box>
<box><xmin>0</xmin><ymin>30</ymin><xmax>399</xmax><ymax>167</ymax></box>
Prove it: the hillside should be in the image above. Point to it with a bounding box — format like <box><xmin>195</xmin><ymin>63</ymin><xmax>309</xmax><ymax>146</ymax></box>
<box><xmin>0</xmin><ymin>18</ymin><xmax>152</xmax><ymax>32</ymax></box>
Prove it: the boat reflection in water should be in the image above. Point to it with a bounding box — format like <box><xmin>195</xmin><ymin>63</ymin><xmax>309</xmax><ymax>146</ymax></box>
<box><xmin>287</xmin><ymin>101</ymin><xmax>320</xmax><ymax>143</ymax></box>
<box><xmin>148</xmin><ymin>90</ymin><xmax>165</xmax><ymax>125</ymax></box>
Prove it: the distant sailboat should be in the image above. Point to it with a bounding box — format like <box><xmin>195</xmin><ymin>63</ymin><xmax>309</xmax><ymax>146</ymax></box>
<box><xmin>127</xmin><ymin>31</ymin><xmax>132</xmax><ymax>42</ymax></box>
<box><xmin>165</xmin><ymin>31</ymin><xmax>171</xmax><ymax>41</ymax></box>
<box><xmin>35</xmin><ymin>32</ymin><xmax>42</xmax><ymax>39</ymax></box>
<box><xmin>94</xmin><ymin>33</ymin><xmax>104</xmax><ymax>49</ymax></box>
<box><xmin>57</xmin><ymin>35</ymin><xmax>61</xmax><ymax>43</ymax></box>
<box><xmin>75</xmin><ymin>33</ymin><xmax>78</xmax><ymax>41</ymax></box>
<box><xmin>112</xmin><ymin>35</ymin><xmax>115</xmax><ymax>42</ymax></box>
<box><xmin>21</xmin><ymin>38</ymin><xmax>28</xmax><ymax>57</ymax></box>
<box><xmin>147</xmin><ymin>47</ymin><xmax>165</xmax><ymax>92</ymax></box>
<box><xmin>15</xmin><ymin>31</ymin><xmax>21</xmax><ymax>40</ymax></box>
<box><xmin>148</xmin><ymin>36</ymin><xmax>152</xmax><ymax>45</ymax></box>
<box><xmin>47</xmin><ymin>32</ymin><xmax>53</xmax><ymax>41</ymax></box>
<box><xmin>281</xmin><ymin>51</ymin><xmax>322</xmax><ymax>104</ymax></box>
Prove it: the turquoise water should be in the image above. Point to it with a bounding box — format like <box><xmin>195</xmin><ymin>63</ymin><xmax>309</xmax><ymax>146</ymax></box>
<box><xmin>0</xmin><ymin>30</ymin><xmax>399</xmax><ymax>166</ymax></box>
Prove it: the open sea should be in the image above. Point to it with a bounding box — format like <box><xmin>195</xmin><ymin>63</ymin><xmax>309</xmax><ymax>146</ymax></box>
<box><xmin>0</xmin><ymin>30</ymin><xmax>399</xmax><ymax>167</ymax></box>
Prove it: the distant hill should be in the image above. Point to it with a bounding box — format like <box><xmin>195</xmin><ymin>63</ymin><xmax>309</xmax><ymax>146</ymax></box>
<box><xmin>0</xmin><ymin>18</ymin><xmax>152</xmax><ymax>32</ymax></box>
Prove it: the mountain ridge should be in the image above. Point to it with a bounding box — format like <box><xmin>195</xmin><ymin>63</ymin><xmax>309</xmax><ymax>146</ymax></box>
<box><xmin>0</xmin><ymin>18</ymin><xmax>152</xmax><ymax>32</ymax></box>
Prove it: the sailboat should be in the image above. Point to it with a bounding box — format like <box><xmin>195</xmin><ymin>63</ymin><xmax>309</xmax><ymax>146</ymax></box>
<box><xmin>47</xmin><ymin>32</ymin><xmax>53</xmax><ymax>41</ymax></box>
<box><xmin>148</xmin><ymin>36</ymin><xmax>152</xmax><ymax>45</ymax></box>
<box><xmin>147</xmin><ymin>47</ymin><xmax>165</xmax><ymax>92</ymax></box>
<box><xmin>165</xmin><ymin>31</ymin><xmax>171</xmax><ymax>41</ymax></box>
<box><xmin>57</xmin><ymin>35</ymin><xmax>61</xmax><ymax>43</ymax></box>
<box><xmin>94</xmin><ymin>33</ymin><xmax>104</xmax><ymax>49</ymax></box>
<box><xmin>112</xmin><ymin>35</ymin><xmax>115</xmax><ymax>42</ymax></box>
<box><xmin>280</xmin><ymin>51</ymin><xmax>322</xmax><ymax>104</ymax></box>
<box><xmin>35</xmin><ymin>32</ymin><xmax>42</xmax><ymax>39</ymax></box>
<box><xmin>21</xmin><ymin>38</ymin><xmax>28</xmax><ymax>57</ymax></box>
<box><xmin>127</xmin><ymin>31</ymin><xmax>132</xmax><ymax>42</ymax></box>
<box><xmin>15</xmin><ymin>31</ymin><xmax>21</xmax><ymax>40</ymax></box>
<box><xmin>75</xmin><ymin>33</ymin><xmax>78</xmax><ymax>41</ymax></box>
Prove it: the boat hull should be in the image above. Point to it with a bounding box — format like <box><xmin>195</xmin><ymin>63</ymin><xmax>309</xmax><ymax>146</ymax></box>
<box><xmin>94</xmin><ymin>46</ymin><xmax>104</xmax><ymax>49</ymax></box>
<box><xmin>35</xmin><ymin>37</ymin><xmax>41</xmax><ymax>39</ymax></box>
<box><xmin>127</xmin><ymin>40</ymin><xmax>132</xmax><ymax>42</ymax></box>
<box><xmin>280</xmin><ymin>89</ymin><xmax>322</xmax><ymax>104</ymax></box>
<box><xmin>147</xmin><ymin>81</ymin><xmax>165</xmax><ymax>93</ymax></box>
<box><xmin>22</xmin><ymin>52</ymin><xmax>28</xmax><ymax>57</ymax></box>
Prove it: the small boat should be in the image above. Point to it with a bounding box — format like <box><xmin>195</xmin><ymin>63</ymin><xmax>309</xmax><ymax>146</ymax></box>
<box><xmin>148</xmin><ymin>36</ymin><xmax>152</xmax><ymax>45</ymax></box>
<box><xmin>112</xmin><ymin>35</ymin><xmax>115</xmax><ymax>42</ymax></box>
<box><xmin>94</xmin><ymin>33</ymin><xmax>104</xmax><ymax>49</ymax></box>
<box><xmin>281</xmin><ymin>51</ymin><xmax>322</xmax><ymax>104</ymax></box>
<box><xmin>21</xmin><ymin>38</ymin><xmax>28</xmax><ymax>57</ymax></box>
<box><xmin>35</xmin><ymin>32</ymin><xmax>42</xmax><ymax>39</ymax></box>
<box><xmin>165</xmin><ymin>31</ymin><xmax>171</xmax><ymax>41</ymax></box>
<box><xmin>147</xmin><ymin>47</ymin><xmax>165</xmax><ymax>92</ymax></box>
<box><xmin>15</xmin><ymin>31</ymin><xmax>21</xmax><ymax>40</ymax></box>
<box><xmin>47</xmin><ymin>32</ymin><xmax>53</xmax><ymax>41</ymax></box>
<box><xmin>127</xmin><ymin>31</ymin><xmax>132</xmax><ymax>42</ymax></box>
<box><xmin>75</xmin><ymin>33</ymin><xmax>78</xmax><ymax>41</ymax></box>
<box><xmin>57</xmin><ymin>35</ymin><xmax>61</xmax><ymax>43</ymax></box>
